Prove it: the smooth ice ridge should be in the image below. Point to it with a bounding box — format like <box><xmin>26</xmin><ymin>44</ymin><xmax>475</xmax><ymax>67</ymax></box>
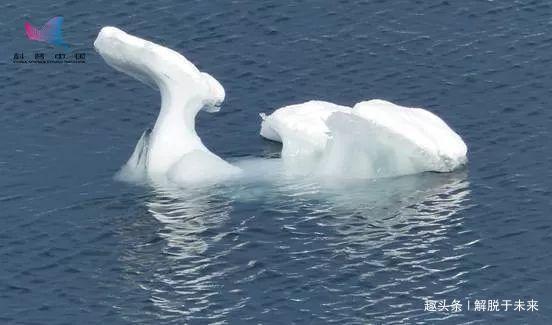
<box><xmin>94</xmin><ymin>27</ymin><xmax>240</xmax><ymax>185</ymax></box>
<box><xmin>260</xmin><ymin>99</ymin><xmax>468</xmax><ymax>178</ymax></box>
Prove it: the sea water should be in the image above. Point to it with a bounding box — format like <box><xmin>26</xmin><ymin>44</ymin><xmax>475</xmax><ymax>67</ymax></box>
<box><xmin>1</xmin><ymin>0</ymin><xmax>551</xmax><ymax>323</ymax></box>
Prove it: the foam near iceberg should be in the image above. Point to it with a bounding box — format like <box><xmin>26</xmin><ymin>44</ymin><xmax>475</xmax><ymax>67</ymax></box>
<box><xmin>94</xmin><ymin>27</ymin><xmax>240</xmax><ymax>185</ymax></box>
<box><xmin>260</xmin><ymin>99</ymin><xmax>467</xmax><ymax>178</ymax></box>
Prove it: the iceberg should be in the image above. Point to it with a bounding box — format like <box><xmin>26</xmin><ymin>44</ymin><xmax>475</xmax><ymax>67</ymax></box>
<box><xmin>94</xmin><ymin>26</ymin><xmax>467</xmax><ymax>185</ymax></box>
<box><xmin>94</xmin><ymin>27</ymin><xmax>240</xmax><ymax>185</ymax></box>
<box><xmin>260</xmin><ymin>99</ymin><xmax>467</xmax><ymax>178</ymax></box>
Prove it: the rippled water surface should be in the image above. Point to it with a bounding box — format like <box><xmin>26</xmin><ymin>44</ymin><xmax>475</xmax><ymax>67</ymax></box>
<box><xmin>1</xmin><ymin>0</ymin><xmax>551</xmax><ymax>324</ymax></box>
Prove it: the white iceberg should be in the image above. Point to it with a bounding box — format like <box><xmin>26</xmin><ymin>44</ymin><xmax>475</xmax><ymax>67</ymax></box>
<box><xmin>260</xmin><ymin>99</ymin><xmax>467</xmax><ymax>178</ymax></box>
<box><xmin>94</xmin><ymin>27</ymin><xmax>240</xmax><ymax>185</ymax></box>
<box><xmin>94</xmin><ymin>26</ymin><xmax>467</xmax><ymax>185</ymax></box>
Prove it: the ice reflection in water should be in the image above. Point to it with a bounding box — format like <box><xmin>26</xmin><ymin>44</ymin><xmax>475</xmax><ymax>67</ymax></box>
<box><xmin>125</xmin><ymin>170</ymin><xmax>472</xmax><ymax>323</ymax></box>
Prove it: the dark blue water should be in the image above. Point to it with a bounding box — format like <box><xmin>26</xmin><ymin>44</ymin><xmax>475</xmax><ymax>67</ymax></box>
<box><xmin>1</xmin><ymin>0</ymin><xmax>551</xmax><ymax>324</ymax></box>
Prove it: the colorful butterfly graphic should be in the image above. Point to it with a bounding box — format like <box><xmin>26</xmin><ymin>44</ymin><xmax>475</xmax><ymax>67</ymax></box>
<box><xmin>25</xmin><ymin>16</ymin><xmax>68</xmax><ymax>48</ymax></box>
